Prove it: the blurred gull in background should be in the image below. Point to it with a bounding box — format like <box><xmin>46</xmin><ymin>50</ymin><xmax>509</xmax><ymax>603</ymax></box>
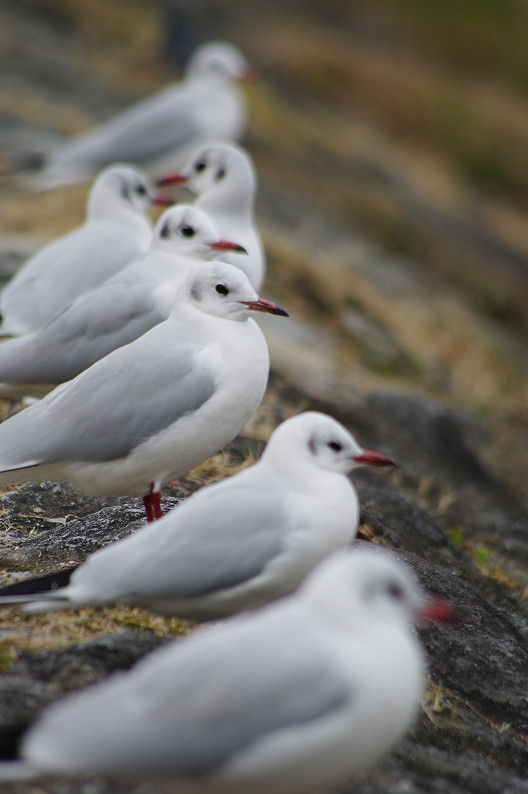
<box><xmin>0</xmin><ymin>412</ymin><xmax>395</xmax><ymax>617</ymax></box>
<box><xmin>31</xmin><ymin>41</ymin><xmax>251</xmax><ymax>190</ymax></box>
<box><xmin>0</xmin><ymin>164</ymin><xmax>160</xmax><ymax>336</ymax></box>
<box><xmin>160</xmin><ymin>142</ymin><xmax>266</xmax><ymax>290</ymax></box>
<box><xmin>0</xmin><ymin>263</ymin><xmax>288</xmax><ymax>522</ymax></box>
<box><xmin>0</xmin><ymin>205</ymin><xmax>247</xmax><ymax>398</ymax></box>
<box><xmin>0</xmin><ymin>548</ymin><xmax>455</xmax><ymax>792</ymax></box>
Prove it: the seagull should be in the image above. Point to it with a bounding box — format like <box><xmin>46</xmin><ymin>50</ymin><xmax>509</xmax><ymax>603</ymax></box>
<box><xmin>0</xmin><ymin>205</ymin><xmax>247</xmax><ymax>398</ymax></box>
<box><xmin>0</xmin><ymin>412</ymin><xmax>396</xmax><ymax>617</ymax></box>
<box><xmin>0</xmin><ymin>263</ymin><xmax>288</xmax><ymax>522</ymax></box>
<box><xmin>0</xmin><ymin>548</ymin><xmax>456</xmax><ymax>792</ymax></box>
<box><xmin>159</xmin><ymin>142</ymin><xmax>266</xmax><ymax>290</ymax></box>
<box><xmin>31</xmin><ymin>41</ymin><xmax>251</xmax><ymax>190</ymax></box>
<box><xmin>0</xmin><ymin>164</ymin><xmax>162</xmax><ymax>336</ymax></box>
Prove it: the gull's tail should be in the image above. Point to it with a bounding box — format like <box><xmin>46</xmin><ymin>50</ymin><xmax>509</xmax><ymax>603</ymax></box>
<box><xmin>0</xmin><ymin>565</ymin><xmax>77</xmax><ymax>612</ymax></box>
<box><xmin>0</xmin><ymin>761</ymin><xmax>39</xmax><ymax>781</ymax></box>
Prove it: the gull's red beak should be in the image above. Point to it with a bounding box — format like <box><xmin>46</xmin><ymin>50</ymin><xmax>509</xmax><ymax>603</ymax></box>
<box><xmin>157</xmin><ymin>172</ymin><xmax>188</xmax><ymax>187</ymax></box>
<box><xmin>211</xmin><ymin>239</ymin><xmax>248</xmax><ymax>254</ymax></box>
<box><xmin>241</xmin><ymin>298</ymin><xmax>289</xmax><ymax>317</ymax></box>
<box><xmin>418</xmin><ymin>598</ymin><xmax>459</xmax><ymax>624</ymax></box>
<box><xmin>238</xmin><ymin>66</ymin><xmax>257</xmax><ymax>84</ymax></box>
<box><xmin>151</xmin><ymin>193</ymin><xmax>175</xmax><ymax>207</ymax></box>
<box><xmin>353</xmin><ymin>449</ymin><xmax>397</xmax><ymax>468</ymax></box>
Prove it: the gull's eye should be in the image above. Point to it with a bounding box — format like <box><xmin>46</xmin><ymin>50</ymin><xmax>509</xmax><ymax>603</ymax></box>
<box><xmin>328</xmin><ymin>441</ymin><xmax>343</xmax><ymax>452</ymax></box>
<box><xmin>216</xmin><ymin>167</ymin><xmax>226</xmax><ymax>181</ymax></box>
<box><xmin>195</xmin><ymin>161</ymin><xmax>207</xmax><ymax>173</ymax></box>
<box><xmin>136</xmin><ymin>184</ymin><xmax>147</xmax><ymax>196</ymax></box>
<box><xmin>180</xmin><ymin>225</ymin><xmax>195</xmax><ymax>238</ymax></box>
<box><xmin>387</xmin><ymin>582</ymin><xmax>404</xmax><ymax>600</ymax></box>
<box><xmin>215</xmin><ymin>284</ymin><xmax>229</xmax><ymax>295</ymax></box>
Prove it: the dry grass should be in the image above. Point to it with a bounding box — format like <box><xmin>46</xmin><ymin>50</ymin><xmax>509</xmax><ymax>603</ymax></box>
<box><xmin>422</xmin><ymin>679</ymin><xmax>528</xmax><ymax>746</ymax></box>
<box><xmin>0</xmin><ymin>604</ymin><xmax>191</xmax><ymax>656</ymax></box>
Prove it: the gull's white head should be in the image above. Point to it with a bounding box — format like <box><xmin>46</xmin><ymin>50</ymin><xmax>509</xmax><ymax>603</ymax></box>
<box><xmin>186</xmin><ymin>41</ymin><xmax>251</xmax><ymax>83</ymax></box>
<box><xmin>152</xmin><ymin>205</ymin><xmax>247</xmax><ymax>259</ymax></box>
<box><xmin>160</xmin><ymin>143</ymin><xmax>257</xmax><ymax>208</ymax></box>
<box><xmin>178</xmin><ymin>262</ymin><xmax>288</xmax><ymax>321</ymax></box>
<box><xmin>261</xmin><ymin>412</ymin><xmax>396</xmax><ymax>475</ymax></box>
<box><xmin>302</xmin><ymin>547</ymin><xmax>456</xmax><ymax>628</ymax></box>
<box><xmin>87</xmin><ymin>164</ymin><xmax>155</xmax><ymax>219</ymax></box>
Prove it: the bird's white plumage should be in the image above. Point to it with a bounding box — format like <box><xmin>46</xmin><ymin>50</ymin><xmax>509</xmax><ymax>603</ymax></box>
<box><xmin>178</xmin><ymin>142</ymin><xmax>266</xmax><ymax>290</ymax></box>
<box><xmin>34</xmin><ymin>42</ymin><xmax>250</xmax><ymax>189</ymax></box>
<box><xmin>12</xmin><ymin>548</ymin><xmax>428</xmax><ymax>794</ymax></box>
<box><xmin>0</xmin><ymin>204</ymin><xmax>246</xmax><ymax>397</ymax></box>
<box><xmin>0</xmin><ymin>412</ymin><xmax>394</xmax><ymax>619</ymax></box>
<box><xmin>0</xmin><ymin>263</ymin><xmax>285</xmax><ymax>503</ymax></box>
<box><xmin>0</xmin><ymin>165</ymin><xmax>155</xmax><ymax>336</ymax></box>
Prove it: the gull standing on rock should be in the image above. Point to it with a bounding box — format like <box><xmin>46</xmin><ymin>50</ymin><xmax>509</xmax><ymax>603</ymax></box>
<box><xmin>0</xmin><ymin>205</ymin><xmax>247</xmax><ymax>398</ymax></box>
<box><xmin>31</xmin><ymin>42</ymin><xmax>251</xmax><ymax>190</ymax></box>
<box><xmin>0</xmin><ymin>548</ymin><xmax>455</xmax><ymax>792</ymax></box>
<box><xmin>0</xmin><ymin>412</ymin><xmax>396</xmax><ymax>617</ymax></box>
<box><xmin>159</xmin><ymin>142</ymin><xmax>266</xmax><ymax>290</ymax></box>
<box><xmin>0</xmin><ymin>263</ymin><xmax>287</xmax><ymax>522</ymax></box>
<box><xmin>0</xmin><ymin>165</ymin><xmax>161</xmax><ymax>336</ymax></box>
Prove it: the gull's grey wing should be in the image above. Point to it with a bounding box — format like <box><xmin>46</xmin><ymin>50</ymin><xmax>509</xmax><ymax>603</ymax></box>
<box><xmin>49</xmin><ymin>86</ymin><xmax>201</xmax><ymax>169</ymax></box>
<box><xmin>0</xmin><ymin>225</ymin><xmax>147</xmax><ymax>334</ymax></box>
<box><xmin>74</xmin><ymin>472</ymin><xmax>294</xmax><ymax>601</ymax></box>
<box><xmin>23</xmin><ymin>608</ymin><xmax>351</xmax><ymax>776</ymax></box>
<box><xmin>0</xmin><ymin>322</ymin><xmax>215</xmax><ymax>468</ymax></box>
<box><xmin>0</xmin><ymin>284</ymin><xmax>167</xmax><ymax>384</ymax></box>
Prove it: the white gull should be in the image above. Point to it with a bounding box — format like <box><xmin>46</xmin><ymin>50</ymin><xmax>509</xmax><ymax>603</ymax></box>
<box><xmin>0</xmin><ymin>412</ymin><xmax>395</xmax><ymax>617</ymax></box>
<box><xmin>0</xmin><ymin>164</ymin><xmax>159</xmax><ymax>336</ymax></box>
<box><xmin>33</xmin><ymin>41</ymin><xmax>251</xmax><ymax>190</ymax></box>
<box><xmin>0</xmin><ymin>547</ymin><xmax>455</xmax><ymax>793</ymax></box>
<box><xmin>159</xmin><ymin>142</ymin><xmax>266</xmax><ymax>290</ymax></box>
<box><xmin>0</xmin><ymin>263</ymin><xmax>287</xmax><ymax>521</ymax></box>
<box><xmin>0</xmin><ymin>205</ymin><xmax>246</xmax><ymax>398</ymax></box>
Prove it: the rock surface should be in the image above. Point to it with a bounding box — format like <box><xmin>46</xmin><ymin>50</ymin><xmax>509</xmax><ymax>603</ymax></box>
<box><xmin>0</xmin><ymin>1</ymin><xmax>527</xmax><ymax>793</ymax></box>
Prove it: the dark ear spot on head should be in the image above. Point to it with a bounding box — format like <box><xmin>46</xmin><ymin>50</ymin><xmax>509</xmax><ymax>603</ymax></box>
<box><xmin>190</xmin><ymin>283</ymin><xmax>201</xmax><ymax>302</ymax></box>
<box><xmin>121</xmin><ymin>184</ymin><xmax>130</xmax><ymax>201</ymax></box>
<box><xmin>308</xmin><ymin>435</ymin><xmax>317</xmax><ymax>456</ymax></box>
<box><xmin>387</xmin><ymin>582</ymin><xmax>404</xmax><ymax>600</ymax></box>
<box><xmin>160</xmin><ymin>223</ymin><xmax>170</xmax><ymax>239</ymax></box>
<box><xmin>216</xmin><ymin>168</ymin><xmax>226</xmax><ymax>181</ymax></box>
<box><xmin>209</xmin><ymin>57</ymin><xmax>225</xmax><ymax>73</ymax></box>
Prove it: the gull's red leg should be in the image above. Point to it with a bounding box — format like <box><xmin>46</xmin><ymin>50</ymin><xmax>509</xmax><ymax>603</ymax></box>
<box><xmin>152</xmin><ymin>490</ymin><xmax>163</xmax><ymax>520</ymax></box>
<box><xmin>143</xmin><ymin>493</ymin><xmax>155</xmax><ymax>523</ymax></box>
<box><xmin>143</xmin><ymin>483</ymin><xmax>163</xmax><ymax>522</ymax></box>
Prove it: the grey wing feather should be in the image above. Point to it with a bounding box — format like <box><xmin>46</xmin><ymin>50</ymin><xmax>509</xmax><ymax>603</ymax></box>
<box><xmin>23</xmin><ymin>609</ymin><xmax>350</xmax><ymax>776</ymax></box>
<box><xmin>0</xmin><ymin>225</ymin><xmax>148</xmax><ymax>335</ymax></box>
<box><xmin>75</xmin><ymin>475</ymin><xmax>292</xmax><ymax>601</ymax></box>
<box><xmin>49</xmin><ymin>88</ymin><xmax>200</xmax><ymax>168</ymax></box>
<box><xmin>0</xmin><ymin>284</ymin><xmax>167</xmax><ymax>384</ymax></box>
<box><xmin>0</xmin><ymin>324</ymin><xmax>215</xmax><ymax>467</ymax></box>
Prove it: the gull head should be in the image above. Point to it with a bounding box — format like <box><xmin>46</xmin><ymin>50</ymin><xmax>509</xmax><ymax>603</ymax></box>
<box><xmin>178</xmin><ymin>262</ymin><xmax>288</xmax><ymax>321</ymax></box>
<box><xmin>159</xmin><ymin>143</ymin><xmax>257</xmax><ymax>204</ymax></box>
<box><xmin>303</xmin><ymin>547</ymin><xmax>457</xmax><ymax>628</ymax></box>
<box><xmin>262</xmin><ymin>412</ymin><xmax>396</xmax><ymax>476</ymax></box>
<box><xmin>186</xmin><ymin>41</ymin><xmax>251</xmax><ymax>83</ymax></box>
<box><xmin>87</xmin><ymin>163</ymin><xmax>156</xmax><ymax>219</ymax></box>
<box><xmin>152</xmin><ymin>205</ymin><xmax>246</xmax><ymax>260</ymax></box>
